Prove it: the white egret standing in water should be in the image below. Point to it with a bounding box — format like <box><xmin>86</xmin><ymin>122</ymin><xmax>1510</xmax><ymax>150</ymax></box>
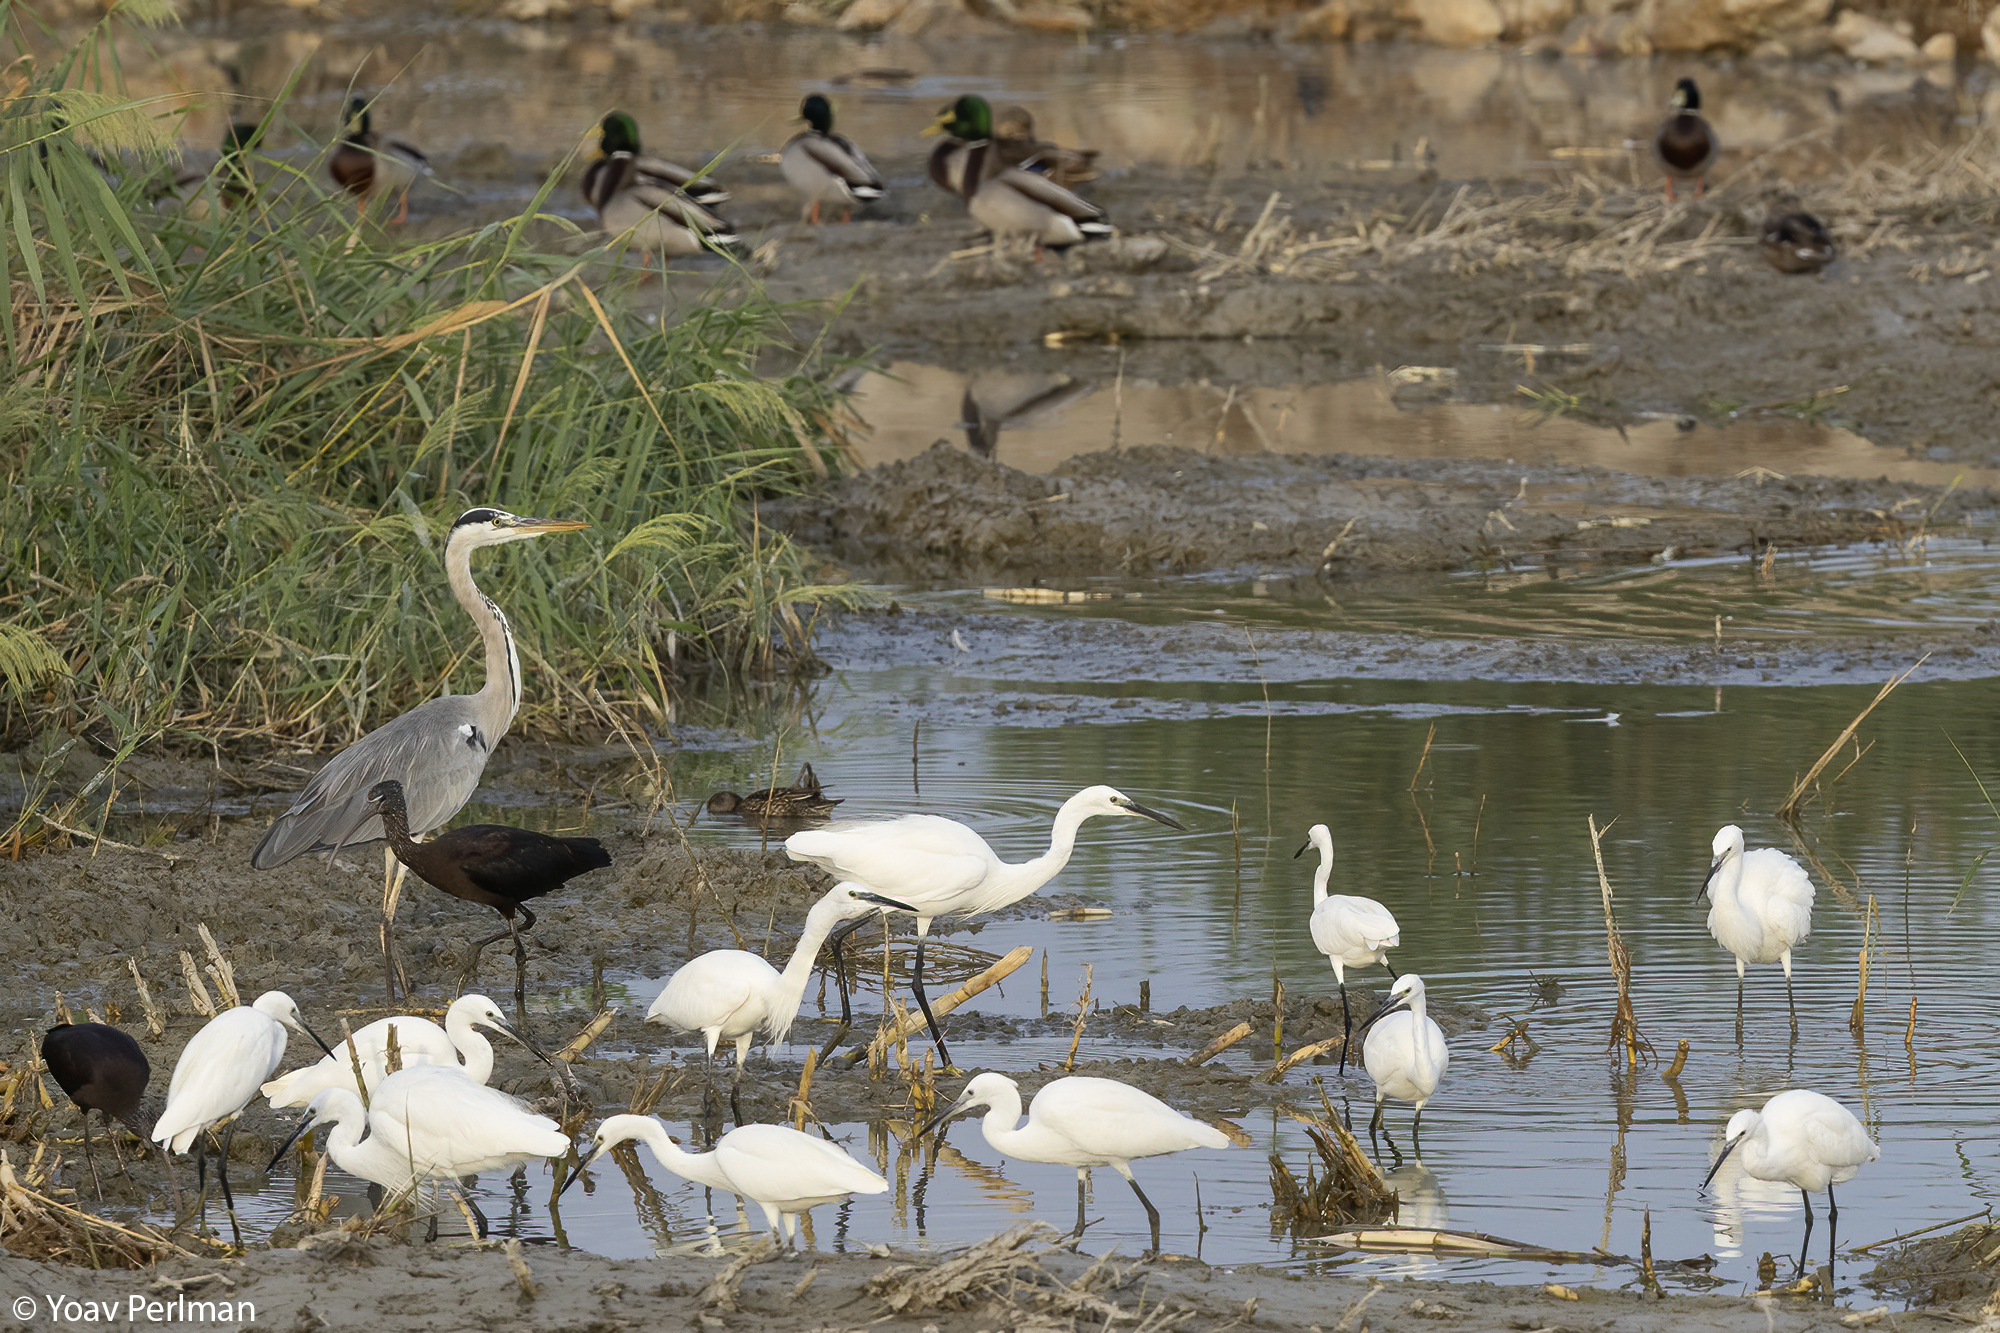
<box><xmin>1700</xmin><ymin>824</ymin><xmax>1814</xmax><ymax>1034</ymax></box>
<box><xmin>1700</xmin><ymin>1088</ymin><xmax>1877</xmax><ymax>1275</ymax></box>
<box><xmin>1296</xmin><ymin>823</ymin><xmax>1399</xmax><ymax>1073</ymax></box>
<box><xmin>1354</xmin><ymin>974</ymin><xmax>1449</xmax><ymax>1158</ymax></box>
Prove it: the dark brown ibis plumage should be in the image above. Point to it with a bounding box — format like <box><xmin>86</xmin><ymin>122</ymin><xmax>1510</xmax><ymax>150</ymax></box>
<box><xmin>366</xmin><ymin>779</ymin><xmax>611</xmax><ymax>1023</ymax></box>
<box><xmin>41</xmin><ymin>1022</ymin><xmax>151</xmax><ymax>1197</ymax></box>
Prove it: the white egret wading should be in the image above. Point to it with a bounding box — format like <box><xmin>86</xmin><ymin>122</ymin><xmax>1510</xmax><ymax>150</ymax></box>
<box><xmin>560</xmin><ymin>1114</ymin><xmax>887</xmax><ymax>1247</ymax></box>
<box><xmin>1700</xmin><ymin>824</ymin><xmax>1814</xmax><ymax>1033</ymax></box>
<box><xmin>152</xmin><ymin>991</ymin><xmax>330</xmax><ymax>1243</ymax></box>
<box><xmin>784</xmin><ymin>784</ymin><xmax>1183</xmax><ymax>1068</ymax></box>
<box><xmin>1296</xmin><ymin>823</ymin><xmax>1400</xmax><ymax>1073</ymax></box>
<box><xmin>920</xmin><ymin>1072</ymin><xmax>1229</xmax><ymax>1254</ymax></box>
<box><xmin>262</xmin><ymin>993</ymin><xmax>543</xmax><ymax>1108</ymax></box>
<box><xmin>270</xmin><ymin>1064</ymin><xmax>570</xmax><ymax>1238</ymax></box>
<box><xmin>1353</xmin><ymin>974</ymin><xmax>1449</xmax><ymax>1158</ymax></box>
<box><xmin>646</xmin><ymin>883</ymin><xmax>912</xmax><ymax>1120</ymax></box>
<box><xmin>1700</xmin><ymin>1088</ymin><xmax>1877</xmax><ymax>1274</ymax></box>
<box><xmin>250</xmin><ymin>509</ymin><xmax>589</xmax><ymax>1002</ymax></box>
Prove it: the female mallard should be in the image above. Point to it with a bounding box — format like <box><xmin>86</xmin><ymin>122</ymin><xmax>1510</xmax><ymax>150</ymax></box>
<box><xmin>927</xmin><ymin>95</ymin><xmax>1109</xmax><ymax>254</ymax></box>
<box><xmin>330</xmin><ymin>97</ymin><xmax>431</xmax><ymax>223</ymax></box>
<box><xmin>582</xmin><ymin>111</ymin><xmax>736</xmax><ymax>262</ymax></box>
<box><xmin>1652</xmin><ymin>78</ymin><xmax>1718</xmax><ymax>201</ymax></box>
<box><xmin>781</xmin><ymin>93</ymin><xmax>883</xmax><ymax>224</ymax></box>
<box><xmin>995</xmin><ymin>105</ymin><xmax>1099</xmax><ymax>189</ymax></box>
<box><xmin>1759</xmin><ymin>197</ymin><xmax>1834</xmax><ymax>274</ymax></box>
<box><xmin>707</xmin><ymin>763</ymin><xmax>841</xmax><ymax>819</ymax></box>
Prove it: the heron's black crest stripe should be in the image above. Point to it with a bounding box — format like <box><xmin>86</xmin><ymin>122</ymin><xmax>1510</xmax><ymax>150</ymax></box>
<box><xmin>453</xmin><ymin>507</ymin><xmax>509</xmax><ymax>531</ymax></box>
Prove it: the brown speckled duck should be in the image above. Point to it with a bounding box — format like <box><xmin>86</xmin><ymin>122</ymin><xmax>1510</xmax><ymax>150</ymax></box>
<box><xmin>707</xmin><ymin>762</ymin><xmax>841</xmax><ymax>819</ymax></box>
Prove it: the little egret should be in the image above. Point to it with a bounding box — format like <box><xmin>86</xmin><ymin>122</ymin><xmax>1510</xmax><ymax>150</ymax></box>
<box><xmin>367</xmin><ymin>778</ymin><xmax>611</xmax><ymax>1023</ymax></box>
<box><xmin>261</xmin><ymin>993</ymin><xmax>545</xmax><ymax>1108</ymax></box>
<box><xmin>647</xmin><ymin>883</ymin><xmax>912</xmax><ymax>1121</ymax></box>
<box><xmin>1353</xmin><ymin>974</ymin><xmax>1449</xmax><ymax>1158</ymax></box>
<box><xmin>1296</xmin><ymin>823</ymin><xmax>1400</xmax><ymax>1074</ymax></box>
<box><xmin>560</xmin><ymin>1114</ymin><xmax>888</xmax><ymax>1247</ymax></box>
<box><xmin>41</xmin><ymin>1023</ymin><xmax>151</xmax><ymax>1197</ymax></box>
<box><xmin>1700</xmin><ymin>824</ymin><xmax>1814</xmax><ymax>1033</ymax></box>
<box><xmin>1700</xmin><ymin>1088</ymin><xmax>1877</xmax><ymax>1274</ymax></box>
<box><xmin>271</xmin><ymin>1064</ymin><xmax>570</xmax><ymax>1237</ymax></box>
<box><xmin>920</xmin><ymin>1072</ymin><xmax>1229</xmax><ymax>1254</ymax></box>
<box><xmin>785</xmin><ymin>784</ymin><xmax>1183</xmax><ymax>1068</ymax></box>
<box><xmin>152</xmin><ymin>991</ymin><xmax>329</xmax><ymax>1242</ymax></box>
<box><xmin>251</xmin><ymin>508</ymin><xmax>589</xmax><ymax>1004</ymax></box>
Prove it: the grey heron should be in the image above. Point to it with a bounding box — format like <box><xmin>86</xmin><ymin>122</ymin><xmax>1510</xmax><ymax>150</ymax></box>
<box><xmin>251</xmin><ymin>507</ymin><xmax>587</xmax><ymax>999</ymax></box>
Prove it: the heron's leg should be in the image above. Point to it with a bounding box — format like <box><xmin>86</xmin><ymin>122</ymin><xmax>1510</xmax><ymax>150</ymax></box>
<box><xmin>1796</xmin><ymin>1187</ymin><xmax>1815</xmax><ymax>1278</ymax></box>
<box><xmin>910</xmin><ymin>932</ymin><xmax>955</xmax><ymax>1073</ymax></box>
<box><xmin>730</xmin><ymin>1053</ymin><xmax>747</xmax><ymax>1128</ymax></box>
<box><xmin>817</xmin><ymin>917</ymin><xmax>868</xmax><ymax>1065</ymax></box>
<box><xmin>1336</xmin><ymin>983</ymin><xmax>1352</xmax><ymax>1077</ymax></box>
<box><xmin>1367</xmin><ymin>1096</ymin><xmax>1385</xmax><ymax>1155</ymax></box>
<box><xmin>1412</xmin><ymin>1106</ymin><xmax>1425</xmax><ymax>1161</ymax></box>
<box><xmin>216</xmin><ymin>1120</ymin><xmax>244</xmax><ymax>1250</ymax></box>
<box><xmin>1073</xmin><ymin>1169</ymin><xmax>1088</xmax><ymax>1238</ymax></box>
<box><xmin>1125</xmin><ymin>1172</ymin><xmax>1163</xmax><ymax>1257</ymax></box>
<box><xmin>1783</xmin><ymin>954</ymin><xmax>1799</xmax><ymax>1039</ymax></box>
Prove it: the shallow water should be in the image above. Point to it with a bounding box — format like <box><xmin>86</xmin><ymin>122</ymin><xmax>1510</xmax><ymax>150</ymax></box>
<box><xmin>533</xmin><ymin>540</ymin><xmax>1998</xmax><ymax>1296</ymax></box>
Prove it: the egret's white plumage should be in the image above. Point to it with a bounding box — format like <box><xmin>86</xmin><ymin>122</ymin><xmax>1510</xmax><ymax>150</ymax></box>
<box><xmin>924</xmin><ymin>1071</ymin><xmax>1228</xmax><ymax>1250</ymax></box>
<box><xmin>262</xmin><ymin>993</ymin><xmax>523</xmax><ymax>1107</ymax></box>
<box><xmin>568</xmin><ymin>1114</ymin><xmax>887</xmax><ymax>1244</ymax></box>
<box><xmin>646</xmin><ymin>883</ymin><xmax>910</xmax><ymax>1117</ymax></box>
<box><xmin>1358</xmin><ymin>974</ymin><xmax>1449</xmax><ymax>1153</ymax></box>
<box><xmin>154</xmin><ymin>992</ymin><xmax>319</xmax><ymax>1154</ymax></box>
<box><xmin>1701</xmin><ymin>824</ymin><xmax>1814</xmax><ymax>1026</ymax></box>
<box><xmin>784</xmin><ymin>785</ymin><xmax>1181</xmax><ymax>1064</ymax></box>
<box><xmin>1298</xmin><ymin>823</ymin><xmax>1399</xmax><ymax>1070</ymax></box>
<box><xmin>1702</xmin><ymin>1088</ymin><xmax>1877</xmax><ymax>1273</ymax></box>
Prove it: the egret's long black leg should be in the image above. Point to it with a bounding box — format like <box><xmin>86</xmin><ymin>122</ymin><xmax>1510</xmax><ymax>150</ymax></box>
<box><xmin>1367</xmin><ymin>1097</ymin><xmax>1386</xmax><ymax>1154</ymax></box>
<box><xmin>1826</xmin><ymin>1183</ymin><xmax>1839</xmax><ymax>1272</ymax></box>
<box><xmin>817</xmin><ymin>917</ymin><xmax>868</xmax><ymax>1064</ymax></box>
<box><xmin>1796</xmin><ymin>1187</ymin><xmax>1815</xmax><ymax>1278</ymax></box>
<box><xmin>1337</xmin><ymin>983</ymin><xmax>1352</xmax><ymax>1076</ymax></box>
<box><xmin>1412</xmin><ymin>1106</ymin><xmax>1425</xmax><ymax>1160</ymax></box>
<box><xmin>1073</xmin><ymin>1171</ymin><xmax>1088</xmax><ymax>1238</ymax></box>
<box><xmin>1383</xmin><ymin>958</ymin><xmax>1400</xmax><ymax>981</ymax></box>
<box><xmin>216</xmin><ymin>1121</ymin><xmax>243</xmax><ymax>1250</ymax></box>
<box><xmin>1735</xmin><ymin>974</ymin><xmax>1746</xmax><ymax>1047</ymax></box>
<box><xmin>910</xmin><ymin>933</ymin><xmax>954</xmax><ymax>1072</ymax></box>
<box><xmin>1785</xmin><ymin>970</ymin><xmax>1799</xmax><ymax>1039</ymax></box>
<box><xmin>1127</xmin><ymin>1174</ymin><xmax>1163</xmax><ymax>1256</ymax></box>
<box><xmin>730</xmin><ymin>1058</ymin><xmax>747</xmax><ymax>1128</ymax></box>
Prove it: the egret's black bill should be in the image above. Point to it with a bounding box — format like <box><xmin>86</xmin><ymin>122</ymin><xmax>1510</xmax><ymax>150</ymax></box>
<box><xmin>1118</xmin><ymin>797</ymin><xmax>1185</xmax><ymax>831</ymax></box>
<box><xmin>556</xmin><ymin>1147</ymin><xmax>604</xmax><ymax>1199</ymax></box>
<box><xmin>1350</xmin><ymin>993</ymin><xmax>1411</xmax><ymax>1043</ymax></box>
<box><xmin>267</xmin><ymin>1114</ymin><xmax>320</xmax><ymax>1172</ymax></box>
<box><xmin>857</xmin><ymin>890</ymin><xmax>918</xmax><ymax>914</ymax></box>
<box><xmin>1697</xmin><ymin>859</ymin><xmax>1722</xmax><ymax>901</ymax></box>
<box><xmin>298</xmin><ymin>1014</ymin><xmax>337</xmax><ymax>1059</ymax></box>
<box><xmin>1293</xmin><ymin>839</ymin><xmax>1312</xmax><ymax>859</ymax></box>
<box><xmin>1699</xmin><ymin>1135</ymin><xmax>1743</xmax><ymax>1193</ymax></box>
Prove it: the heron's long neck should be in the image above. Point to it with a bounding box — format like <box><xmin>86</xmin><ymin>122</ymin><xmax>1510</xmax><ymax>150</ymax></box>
<box><xmin>446</xmin><ymin>531</ymin><xmax>521</xmax><ymax>738</ymax></box>
<box><xmin>977</xmin><ymin>1087</ymin><xmax>1028</xmax><ymax>1153</ymax></box>
<box><xmin>766</xmin><ymin>900</ymin><xmax>852</xmax><ymax>1040</ymax></box>
<box><xmin>445</xmin><ymin>1014</ymin><xmax>496</xmax><ymax>1083</ymax></box>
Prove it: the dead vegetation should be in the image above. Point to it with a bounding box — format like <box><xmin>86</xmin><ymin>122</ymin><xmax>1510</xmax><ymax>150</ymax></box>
<box><xmin>1267</xmin><ymin>1094</ymin><xmax>1398</xmax><ymax>1240</ymax></box>
<box><xmin>867</xmin><ymin>1222</ymin><xmax>1197</xmax><ymax>1328</ymax></box>
<box><xmin>0</xmin><ymin>1147</ymin><xmax>192</xmax><ymax>1267</ymax></box>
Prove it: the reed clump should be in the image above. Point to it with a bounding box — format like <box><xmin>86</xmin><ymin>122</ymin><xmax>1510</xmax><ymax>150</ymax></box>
<box><xmin>1268</xmin><ymin>1099</ymin><xmax>1396</xmax><ymax>1239</ymax></box>
<box><xmin>1</xmin><ymin>11</ymin><xmax>870</xmax><ymax>848</ymax></box>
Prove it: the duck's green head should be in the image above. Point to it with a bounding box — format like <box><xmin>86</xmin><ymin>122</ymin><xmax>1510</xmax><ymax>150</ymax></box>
<box><xmin>800</xmin><ymin>93</ymin><xmax>835</xmax><ymax>134</ymax></box>
<box><xmin>344</xmin><ymin>96</ymin><xmax>372</xmax><ymax>136</ymax></box>
<box><xmin>223</xmin><ymin>122</ymin><xmax>263</xmax><ymax>156</ymax></box>
<box><xmin>1670</xmin><ymin>77</ymin><xmax>1700</xmax><ymax>113</ymax></box>
<box><xmin>598</xmin><ymin>110</ymin><xmax>643</xmax><ymax>156</ymax></box>
<box><xmin>927</xmin><ymin>94</ymin><xmax>991</xmax><ymax>141</ymax></box>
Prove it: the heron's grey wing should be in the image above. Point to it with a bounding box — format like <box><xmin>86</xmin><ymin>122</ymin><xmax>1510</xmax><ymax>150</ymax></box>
<box><xmin>251</xmin><ymin>695</ymin><xmax>496</xmax><ymax>868</ymax></box>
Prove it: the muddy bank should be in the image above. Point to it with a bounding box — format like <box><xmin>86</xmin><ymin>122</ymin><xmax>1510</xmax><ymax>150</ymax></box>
<box><xmin>765</xmin><ymin>440</ymin><xmax>1999</xmax><ymax>585</ymax></box>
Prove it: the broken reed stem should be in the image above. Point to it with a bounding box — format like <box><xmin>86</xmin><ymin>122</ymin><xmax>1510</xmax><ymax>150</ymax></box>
<box><xmin>792</xmin><ymin>1048</ymin><xmax>817</xmax><ymax>1131</ymax></box>
<box><xmin>1229</xmin><ymin>801</ymin><xmax>1243</xmax><ymax>916</ymax></box>
<box><xmin>555</xmin><ymin>1007</ymin><xmax>618</xmax><ymax>1063</ymax></box>
<box><xmin>1244</xmin><ymin>628</ymin><xmax>1273</xmax><ymax>771</ymax></box>
<box><xmin>1905</xmin><ymin>996</ymin><xmax>1918</xmax><ymax>1056</ymax></box>
<box><xmin>1409</xmin><ymin>723</ymin><xmax>1436</xmax><ymax>791</ymax></box>
<box><xmin>125</xmin><ymin>958</ymin><xmax>165</xmax><ymax>1039</ymax></box>
<box><xmin>1663</xmin><ymin>1038</ymin><xmax>1690</xmax><ymax>1081</ymax></box>
<box><xmin>1271</xmin><ymin>975</ymin><xmax>1284</xmax><ymax>1062</ymax></box>
<box><xmin>1062</xmin><ymin>964</ymin><xmax>1093</xmax><ymax>1071</ymax></box>
<box><xmin>1587</xmin><ymin>815</ymin><xmax>1654</xmax><ymax>1068</ymax></box>
<box><xmin>1039</xmin><ymin>949</ymin><xmax>1049</xmax><ymax>1018</ymax></box>
<box><xmin>1640</xmin><ymin>1207</ymin><xmax>1657</xmax><ymax>1291</ymax></box>
<box><xmin>341</xmin><ymin>1021</ymin><xmax>371</xmax><ymax>1109</ymax></box>
<box><xmin>178</xmin><ymin>951</ymin><xmax>214</xmax><ymax>1017</ymax></box>
<box><xmin>197</xmin><ymin>923</ymin><xmax>238</xmax><ymax>1010</ymax></box>
<box><xmin>1851</xmin><ymin>894</ymin><xmax>1878</xmax><ymax>1034</ymax></box>
<box><xmin>1777</xmin><ymin>656</ymin><xmax>1928</xmax><ymax>820</ymax></box>
<box><xmin>862</xmin><ymin>946</ymin><xmax>1032</xmax><ymax>1064</ymax></box>
<box><xmin>1188</xmin><ymin>1021</ymin><xmax>1252</xmax><ymax>1067</ymax></box>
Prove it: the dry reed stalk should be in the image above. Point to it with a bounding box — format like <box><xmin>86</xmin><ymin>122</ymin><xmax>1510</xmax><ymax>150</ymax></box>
<box><xmin>1587</xmin><ymin>816</ymin><xmax>1654</xmax><ymax>1068</ymax></box>
<box><xmin>126</xmin><ymin>958</ymin><xmax>165</xmax><ymax>1039</ymax></box>
<box><xmin>1268</xmin><ymin>1101</ymin><xmax>1396</xmax><ymax>1238</ymax></box>
<box><xmin>178</xmin><ymin>951</ymin><xmax>214</xmax><ymax>1017</ymax></box>
<box><xmin>1061</xmin><ymin>965</ymin><xmax>1093</xmax><ymax>1072</ymax></box>
<box><xmin>0</xmin><ymin>1147</ymin><xmax>192</xmax><ymax>1266</ymax></box>
<box><xmin>1408</xmin><ymin>723</ymin><xmax>1436</xmax><ymax>791</ymax></box>
<box><xmin>1187</xmin><ymin>1021</ymin><xmax>1252</xmax><ymax>1067</ymax></box>
<box><xmin>1663</xmin><ymin>1039</ymin><xmax>1690</xmax><ymax>1081</ymax></box>
<box><xmin>196</xmin><ymin>924</ymin><xmax>238</xmax><ymax>1010</ymax></box>
<box><xmin>1905</xmin><ymin>996</ymin><xmax>1919</xmax><ymax>1059</ymax></box>
<box><xmin>628</xmin><ymin>1069</ymin><xmax>673</xmax><ymax>1115</ymax></box>
<box><xmin>861</xmin><ymin>946</ymin><xmax>1032</xmax><ymax>1064</ymax></box>
<box><xmin>1778</xmin><ymin>658</ymin><xmax>1927</xmax><ymax>820</ymax></box>
<box><xmin>555</xmin><ymin>1008</ymin><xmax>617</xmax><ymax>1063</ymax></box>
<box><xmin>1851</xmin><ymin>895</ymin><xmax>1878</xmax><ymax>1034</ymax></box>
<box><xmin>340</xmin><ymin>1022</ymin><xmax>370</xmax><ymax>1108</ymax></box>
<box><xmin>1271</xmin><ymin>977</ymin><xmax>1285</xmax><ymax>1062</ymax></box>
<box><xmin>791</xmin><ymin>1048</ymin><xmax>817</xmax><ymax>1131</ymax></box>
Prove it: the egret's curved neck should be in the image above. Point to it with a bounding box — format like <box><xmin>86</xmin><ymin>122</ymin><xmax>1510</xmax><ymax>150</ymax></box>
<box><xmin>768</xmin><ymin>898</ymin><xmax>858</xmax><ymax>1034</ymax></box>
<box><xmin>1710</xmin><ymin>852</ymin><xmax>1743</xmax><ymax>908</ymax></box>
<box><xmin>1404</xmin><ymin>994</ymin><xmax>1430</xmax><ymax>1064</ymax></box>
<box><xmin>990</xmin><ymin>796</ymin><xmax>1100</xmax><ymax>901</ymax></box>
<box><xmin>445</xmin><ymin>528</ymin><xmax>521</xmax><ymax>736</ymax></box>
<box><xmin>1311</xmin><ymin>844</ymin><xmax>1332</xmax><ymax>905</ymax></box>
<box><xmin>624</xmin><ymin>1120</ymin><xmax>734</xmax><ymax>1192</ymax></box>
<box><xmin>444</xmin><ymin>1011</ymin><xmax>496</xmax><ymax>1083</ymax></box>
<box><xmin>975</xmin><ymin>1085</ymin><xmax>1029</xmax><ymax>1154</ymax></box>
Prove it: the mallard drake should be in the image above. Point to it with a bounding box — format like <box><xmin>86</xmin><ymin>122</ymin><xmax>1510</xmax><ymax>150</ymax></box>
<box><xmin>1759</xmin><ymin>198</ymin><xmax>1835</xmax><ymax>274</ymax></box>
<box><xmin>780</xmin><ymin>93</ymin><xmax>883</xmax><ymax>224</ymax></box>
<box><xmin>995</xmin><ymin>105</ymin><xmax>1099</xmax><ymax>190</ymax></box>
<box><xmin>330</xmin><ymin>97</ymin><xmax>431</xmax><ymax>223</ymax></box>
<box><xmin>706</xmin><ymin>762</ymin><xmax>841</xmax><ymax>819</ymax></box>
<box><xmin>927</xmin><ymin>95</ymin><xmax>1110</xmax><ymax>255</ymax></box>
<box><xmin>162</xmin><ymin>122</ymin><xmax>261</xmax><ymax>220</ymax></box>
<box><xmin>1652</xmin><ymin>77</ymin><xmax>1718</xmax><ymax>202</ymax></box>
<box><xmin>582</xmin><ymin>111</ymin><xmax>737</xmax><ymax>262</ymax></box>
